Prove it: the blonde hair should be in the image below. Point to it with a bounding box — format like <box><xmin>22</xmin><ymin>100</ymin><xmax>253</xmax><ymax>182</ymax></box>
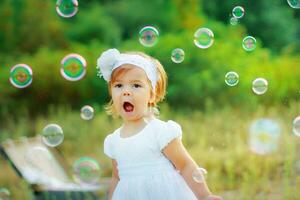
<box><xmin>104</xmin><ymin>51</ymin><xmax>167</xmax><ymax>118</ymax></box>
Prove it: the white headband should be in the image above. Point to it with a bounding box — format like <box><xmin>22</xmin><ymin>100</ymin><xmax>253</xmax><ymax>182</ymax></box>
<box><xmin>96</xmin><ymin>48</ymin><xmax>157</xmax><ymax>89</ymax></box>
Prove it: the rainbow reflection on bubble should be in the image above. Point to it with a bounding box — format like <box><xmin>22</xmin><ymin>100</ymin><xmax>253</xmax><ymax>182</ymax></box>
<box><xmin>60</xmin><ymin>53</ymin><xmax>87</xmax><ymax>81</ymax></box>
<box><xmin>56</xmin><ymin>0</ymin><xmax>78</xmax><ymax>18</ymax></box>
<box><xmin>194</xmin><ymin>28</ymin><xmax>214</xmax><ymax>49</ymax></box>
<box><xmin>73</xmin><ymin>157</ymin><xmax>100</xmax><ymax>185</ymax></box>
<box><xmin>9</xmin><ymin>64</ymin><xmax>33</xmax><ymax>89</ymax></box>
<box><xmin>249</xmin><ymin>119</ymin><xmax>281</xmax><ymax>155</ymax></box>
<box><xmin>139</xmin><ymin>26</ymin><xmax>159</xmax><ymax>47</ymax></box>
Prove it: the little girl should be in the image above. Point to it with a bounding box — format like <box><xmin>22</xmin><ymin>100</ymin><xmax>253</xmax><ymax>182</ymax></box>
<box><xmin>97</xmin><ymin>49</ymin><xmax>222</xmax><ymax>200</ymax></box>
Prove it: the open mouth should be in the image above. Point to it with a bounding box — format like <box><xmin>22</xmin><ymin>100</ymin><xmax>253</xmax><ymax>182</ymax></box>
<box><xmin>123</xmin><ymin>102</ymin><xmax>134</xmax><ymax>112</ymax></box>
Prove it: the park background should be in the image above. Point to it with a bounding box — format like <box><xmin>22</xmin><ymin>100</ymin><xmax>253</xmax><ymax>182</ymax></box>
<box><xmin>0</xmin><ymin>0</ymin><xmax>300</xmax><ymax>199</ymax></box>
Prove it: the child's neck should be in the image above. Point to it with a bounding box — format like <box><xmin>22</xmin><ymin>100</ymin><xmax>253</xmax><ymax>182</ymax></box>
<box><xmin>120</xmin><ymin>117</ymin><xmax>154</xmax><ymax>137</ymax></box>
<box><xmin>123</xmin><ymin>117</ymin><xmax>144</xmax><ymax>125</ymax></box>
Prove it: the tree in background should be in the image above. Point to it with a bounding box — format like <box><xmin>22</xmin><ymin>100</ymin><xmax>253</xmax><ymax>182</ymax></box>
<box><xmin>201</xmin><ymin>0</ymin><xmax>300</xmax><ymax>53</ymax></box>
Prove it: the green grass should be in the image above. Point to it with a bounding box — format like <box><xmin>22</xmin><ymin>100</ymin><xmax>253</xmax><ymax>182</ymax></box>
<box><xmin>0</xmin><ymin>102</ymin><xmax>300</xmax><ymax>200</ymax></box>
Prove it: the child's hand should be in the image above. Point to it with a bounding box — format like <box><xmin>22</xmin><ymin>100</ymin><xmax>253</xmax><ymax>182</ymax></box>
<box><xmin>202</xmin><ymin>194</ymin><xmax>223</xmax><ymax>200</ymax></box>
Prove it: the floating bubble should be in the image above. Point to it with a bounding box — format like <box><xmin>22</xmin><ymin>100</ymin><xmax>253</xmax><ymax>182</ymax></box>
<box><xmin>242</xmin><ymin>36</ymin><xmax>256</xmax><ymax>51</ymax></box>
<box><xmin>230</xmin><ymin>17</ymin><xmax>238</xmax><ymax>25</ymax></box>
<box><xmin>56</xmin><ymin>0</ymin><xmax>78</xmax><ymax>18</ymax></box>
<box><xmin>252</xmin><ymin>78</ymin><xmax>268</xmax><ymax>95</ymax></box>
<box><xmin>287</xmin><ymin>0</ymin><xmax>300</xmax><ymax>9</ymax></box>
<box><xmin>9</xmin><ymin>64</ymin><xmax>33</xmax><ymax>89</ymax></box>
<box><xmin>139</xmin><ymin>26</ymin><xmax>159</xmax><ymax>47</ymax></box>
<box><xmin>194</xmin><ymin>28</ymin><xmax>214</xmax><ymax>49</ymax></box>
<box><xmin>293</xmin><ymin>116</ymin><xmax>300</xmax><ymax>137</ymax></box>
<box><xmin>232</xmin><ymin>6</ymin><xmax>245</xmax><ymax>18</ymax></box>
<box><xmin>60</xmin><ymin>53</ymin><xmax>87</xmax><ymax>81</ymax></box>
<box><xmin>225</xmin><ymin>71</ymin><xmax>239</xmax><ymax>86</ymax></box>
<box><xmin>192</xmin><ymin>167</ymin><xmax>207</xmax><ymax>183</ymax></box>
<box><xmin>171</xmin><ymin>48</ymin><xmax>185</xmax><ymax>63</ymax></box>
<box><xmin>42</xmin><ymin>124</ymin><xmax>64</xmax><ymax>147</ymax></box>
<box><xmin>249</xmin><ymin>119</ymin><xmax>281</xmax><ymax>155</ymax></box>
<box><xmin>0</xmin><ymin>188</ymin><xmax>10</xmax><ymax>200</ymax></box>
<box><xmin>73</xmin><ymin>157</ymin><xmax>100</xmax><ymax>184</ymax></box>
<box><xmin>80</xmin><ymin>105</ymin><xmax>94</xmax><ymax>120</ymax></box>
<box><xmin>295</xmin><ymin>160</ymin><xmax>300</xmax><ymax>173</ymax></box>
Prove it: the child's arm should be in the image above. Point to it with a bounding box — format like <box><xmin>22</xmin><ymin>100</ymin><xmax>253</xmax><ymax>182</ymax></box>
<box><xmin>163</xmin><ymin>138</ymin><xmax>222</xmax><ymax>200</ymax></box>
<box><xmin>108</xmin><ymin>159</ymin><xmax>120</xmax><ymax>200</ymax></box>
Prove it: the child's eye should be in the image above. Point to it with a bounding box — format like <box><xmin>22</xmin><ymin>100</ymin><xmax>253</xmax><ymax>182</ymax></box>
<box><xmin>133</xmin><ymin>84</ymin><xmax>141</xmax><ymax>88</ymax></box>
<box><xmin>114</xmin><ymin>83</ymin><xmax>122</xmax><ymax>88</ymax></box>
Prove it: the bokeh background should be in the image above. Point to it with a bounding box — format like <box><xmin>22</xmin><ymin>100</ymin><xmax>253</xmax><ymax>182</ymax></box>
<box><xmin>0</xmin><ymin>0</ymin><xmax>300</xmax><ymax>199</ymax></box>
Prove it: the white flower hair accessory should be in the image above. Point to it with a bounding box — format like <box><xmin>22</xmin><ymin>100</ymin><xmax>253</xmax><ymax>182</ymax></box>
<box><xmin>96</xmin><ymin>48</ymin><xmax>158</xmax><ymax>89</ymax></box>
<box><xmin>96</xmin><ymin>48</ymin><xmax>120</xmax><ymax>82</ymax></box>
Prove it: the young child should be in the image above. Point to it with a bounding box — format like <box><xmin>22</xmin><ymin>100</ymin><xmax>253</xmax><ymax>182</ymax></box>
<box><xmin>97</xmin><ymin>49</ymin><xmax>222</xmax><ymax>200</ymax></box>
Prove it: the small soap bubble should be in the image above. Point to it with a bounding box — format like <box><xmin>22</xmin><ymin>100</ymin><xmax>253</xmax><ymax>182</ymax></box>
<box><xmin>225</xmin><ymin>71</ymin><xmax>239</xmax><ymax>86</ymax></box>
<box><xmin>249</xmin><ymin>119</ymin><xmax>281</xmax><ymax>155</ymax></box>
<box><xmin>242</xmin><ymin>36</ymin><xmax>256</xmax><ymax>51</ymax></box>
<box><xmin>60</xmin><ymin>53</ymin><xmax>87</xmax><ymax>81</ymax></box>
<box><xmin>171</xmin><ymin>48</ymin><xmax>185</xmax><ymax>63</ymax></box>
<box><xmin>56</xmin><ymin>0</ymin><xmax>78</xmax><ymax>18</ymax></box>
<box><xmin>0</xmin><ymin>188</ymin><xmax>10</xmax><ymax>200</ymax></box>
<box><xmin>9</xmin><ymin>64</ymin><xmax>33</xmax><ymax>89</ymax></box>
<box><xmin>293</xmin><ymin>116</ymin><xmax>300</xmax><ymax>137</ymax></box>
<box><xmin>80</xmin><ymin>105</ymin><xmax>94</xmax><ymax>120</ymax></box>
<box><xmin>232</xmin><ymin>6</ymin><xmax>245</xmax><ymax>18</ymax></box>
<box><xmin>230</xmin><ymin>17</ymin><xmax>238</xmax><ymax>25</ymax></box>
<box><xmin>287</xmin><ymin>0</ymin><xmax>300</xmax><ymax>9</ymax></box>
<box><xmin>192</xmin><ymin>167</ymin><xmax>208</xmax><ymax>183</ymax></box>
<box><xmin>42</xmin><ymin>124</ymin><xmax>64</xmax><ymax>147</ymax></box>
<box><xmin>194</xmin><ymin>28</ymin><xmax>214</xmax><ymax>49</ymax></box>
<box><xmin>73</xmin><ymin>157</ymin><xmax>101</xmax><ymax>185</ymax></box>
<box><xmin>139</xmin><ymin>26</ymin><xmax>159</xmax><ymax>47</ymax></box>
<box><xmin>252</xmin><ymin>78</ymin><xmax>268</xmax><ymax>95</ymax></box>
<box><xmin>294</xmin><ymin>160</ymin><xmax>300</xmax><ymax>173</ymax></box>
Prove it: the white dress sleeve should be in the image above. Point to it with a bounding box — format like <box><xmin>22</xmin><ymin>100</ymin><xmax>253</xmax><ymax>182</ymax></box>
<box><xmin>103</xmin><ymin>134</ymin><xmax>114</xmax><ymax>159</ymax></box>
<box><xmin>157</xmin><ymin>120</ymin><xmax>182</xmax><ymax>150</ymax></box>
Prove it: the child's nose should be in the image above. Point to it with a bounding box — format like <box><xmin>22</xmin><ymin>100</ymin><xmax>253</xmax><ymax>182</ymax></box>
<box><xmin>122</xmin><ymin>87</ymin><xmax>131</xmax><ymax>96</ymax></box>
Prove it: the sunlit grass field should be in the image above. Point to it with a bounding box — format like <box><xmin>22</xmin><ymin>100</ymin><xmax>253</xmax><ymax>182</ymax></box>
<box><xmin>1</xmin><ymin>102</ymin><xmax>300</xmax><ymax>200</ymax></box>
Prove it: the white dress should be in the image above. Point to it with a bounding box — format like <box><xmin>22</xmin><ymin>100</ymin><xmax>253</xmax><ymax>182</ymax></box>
<box><xmin>103</xmin><ymin>118</ymin><xmax>198</xmax><ymax>200</ymax></box>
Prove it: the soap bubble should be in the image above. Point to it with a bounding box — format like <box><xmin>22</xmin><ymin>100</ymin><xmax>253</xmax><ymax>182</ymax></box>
<box><xmin>232</xmin><ymin>6</ymin><xmax>245</xmax><ymax>18</ymax></box>
<box><xmin>242</xmin><ymin>36</ymin><xmax>256</xmax><ymax>51</ymax></box>
<box><xmin>56</xmin><ymin>0</ymin><xmax>78</xmax><ymax>18</ymax></box>
<box><xmin>171</xmin><ymin>48</ymin><xmax>185</xmax><ymax>63</ymax></box>
<box><xmin>225</xmin><ymin>71</ymin><xmax>239</xmax><ymax>86</ymax></box>
<box><xmin>192</xmin><ymin>167</ymin><xmax>208</xmax><ymax>183</ymax></box>
<box><xmin>249</xmin><ymin>119</ymin><xmax>281</xmax><ymax>155</ymax></box>
<box><xmin>252</xmin><ymin>78</ymin><xmax>268</xmax><ymax>95</ymax></box>
<box><xmin>287</xmin><ymin>0</ymin><xmax>300</xmax><ymax>9</ymax></box>
<box><xmin>60</xmin><ymin>53</ymin><xmax>87</xmax><ymax>81</ymax></box>
<box><xmin>230</xmin><ymin>17</ymin><xmax>238</xmax><ymax>25</ymax></box>
<box><xmin>9</xmin><ymin>64</ymin><xmax>33</xmax><ymax>89</ymax></box>
<box><xmin>139</xmin><ymin>26</ymin><xmax>159</xmax><ymax>47</ymax></box>
<box><xmin>73</xmin><ymin>157</ymin><xmax>101</xmax><ymax>184</ymax></box>
<box><xmin>293</xmin><ymin>116</ymin><xmax>300</xmax><ymax>137</ymax></box>
<box><xmin>194</xmin><ymin>28</ymin><xmax>214</xmax><ymax>49</ymax></box>
<box><xmin>42</xmin><ymin>124</ymin><xmax>64</xmax><ymax>147</ymax></box>
<box><xmin>80</xmin><ymin>105</ymin><xmax>94</xmax><ymax>120</ymax></box>
<box><xmin>0</xmin><ymin>188</ymin><xmax>10</xmax><ymax>200</ymax></box>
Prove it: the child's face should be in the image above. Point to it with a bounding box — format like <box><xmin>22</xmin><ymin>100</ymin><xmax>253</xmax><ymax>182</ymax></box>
<box><xmin>110</xmin><ymin>64</ymin><xmax>154</xmax><ymax>122</ymax></box>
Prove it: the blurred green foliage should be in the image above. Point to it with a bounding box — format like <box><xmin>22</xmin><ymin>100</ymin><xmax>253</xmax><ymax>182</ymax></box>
<box><xmin>0</xmin><ymin>0</ymin><xmax>299</xmax><ymax>120</ymax></box>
